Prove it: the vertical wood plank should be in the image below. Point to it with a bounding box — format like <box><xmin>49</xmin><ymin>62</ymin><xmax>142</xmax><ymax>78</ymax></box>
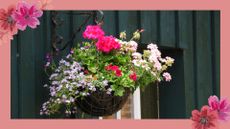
<box><xmin>140</xmin><ymin>11</ymin><xmax>158</xmax><ymax>44</ymax></box>
<box><xmin>195</xmin><ymin>11</ymin><xmax>213</xmax><ymax>108</ymax></box>
<box><xmin>72</xmin><ymin>11</ymin><xmax>94</xmax><ymax>46</ymax></box>
<box><xmin>18</xmin><ymin>28</ymin><xmax>36</xmax><ymax>118</ymax></box>
<box><xmin>56</xmin><ymin>11</ymin><xmax>72</xmax><ymax>57</ymax></box>
<box><xmin>159</xmin><ymin>11</ymin><xmax>176</xmax><ymax>48</ymax></box>
<box><xmin>178</xmin><ymin>11</ymin><xmax>196</xmax><ymax>117</ymax></box>
<box><xmin>212</xmin><ymin>11</ymin><xmax>220</xmax><ymax>97</ymax></box>
<box><xmin>118</xmin><ymin>11</ymin><xmax>139</xmax><ymax>39</ymax></box>
<box><xmin>11</xmin><ymin>35</ymin><xmax>19</xmax><ymax>118</ymax></box>
<box><xmin>159</xmin><ymin>49</ymin><xmax>186</xmax><ymax>118</ymax></box>
<box><xmin>140</xmin><ymin>11</ymin><xmax>158</xmax><ymax>118</ymax></box>
<box><xmin>34</xmin><ymin>12</ymin><xmax>49</xmax><ymax>118</ymax></box>
<box><xmin>102</xmin><ymin>11</ymin><xmax>117</xmax><ymax>36</ymax></box>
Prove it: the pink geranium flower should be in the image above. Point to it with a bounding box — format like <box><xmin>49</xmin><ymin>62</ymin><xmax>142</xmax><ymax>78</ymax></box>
<box><xmin>12</xmin><ymin>1</ymin><xmax>43</xmax><ymax>31</ymax></box>
<box><xmin>191</xmin><ymin>106</ymin><xmax>218</xmax><ymax>129</ymax></box>
<box><xmin>0</xmin><ymin>5</ymin><xmax>18</xmax><ymax>36</ymax></box>
<box><xmin>129</xmin><ymin>72</ymin><xmax>137</xmax><ymax>81</ymax></box>
<box><xmin>162</xmin><ymin>72</ymin><xmax>172</xmax><ymax>82</ymax></box>
<box><xmin>83</xmin><ymin>25</ymin><xmax>105</xmax><ymax>40</ymax></box>
<box><xmin>96</xmin><ymin>36</ymin><xmax>120</xmax><ymax>53</ymax></box>
<box><xmin>208</xmin><ymin>95</ymin><xmax>230</xmax><ymax>121</ymax></box>
<box><xmin>105</xmin><ymin>64</ymin><xmax>122</xmax><ymax>77</ymax></box>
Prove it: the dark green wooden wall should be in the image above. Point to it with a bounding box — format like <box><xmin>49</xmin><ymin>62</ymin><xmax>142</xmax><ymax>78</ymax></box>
<box><xmin>11</xmin><ymin>11</ymin><xmax>220</xmax><ymax>119</ymax></box>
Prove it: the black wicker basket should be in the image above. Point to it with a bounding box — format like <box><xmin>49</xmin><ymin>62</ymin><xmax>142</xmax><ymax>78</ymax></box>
<box><xmin>76</xmin><ymin>89</ymin><xmax>131</xmax><ymax>116</ymax></box>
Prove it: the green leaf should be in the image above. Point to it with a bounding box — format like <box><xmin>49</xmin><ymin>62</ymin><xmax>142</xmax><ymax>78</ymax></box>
<box><xmin>88</xmin><ymin>64</ymin><xmax>97</xmax><ymax>73</ymax></box>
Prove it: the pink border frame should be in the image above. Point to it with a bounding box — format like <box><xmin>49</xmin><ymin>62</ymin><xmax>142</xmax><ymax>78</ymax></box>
<box><xmin>0</xmin><ymin>0</ymin><xmax>229</xmax><ymax>129</ymax></box>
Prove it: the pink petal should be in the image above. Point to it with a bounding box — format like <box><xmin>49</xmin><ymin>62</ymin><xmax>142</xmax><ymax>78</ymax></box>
<box><xmin>220</xmin><ymin>99</ymin><xmax>228</xmax><ymax>110</ymax></box>
<box><xmin>211</xmin><ymin>102</ymin><xmax>219</xmax><ymax>110</ymax></box>
<box><xmin>218</xmin><ymin>112</ymin><xmax>229</xmax><ymax>121</ymax></box>
<box><xmin>29</xmin><ymin>5</ymin><xmax>35</xmax><ymax>16</ymax></box>
<box><xmin>33</xmin><ymin>10</ymin><xmax>43</xmax><ymax>17</ymax></box>
<box><xmin>16</xmin><ymin>22</ymin><xmax>27</xmax><ymax>31</ymax></box>
<box><xmin>27</xmin><ymin>17</ymin><xmax>39</xmax><ymax>29</ymax></box>
<box><xmin>191</xmin><ymin>110</ymin><xmax>200</xmax><ymax>121</ymax></box>
<box><xmin>208</xmin><ymin>96</ymin><xmax>219</xmax><ymax>105</ymax></box>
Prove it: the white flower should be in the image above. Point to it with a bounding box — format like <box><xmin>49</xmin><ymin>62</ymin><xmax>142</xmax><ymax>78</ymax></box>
<box><xmin>66</xmin><ymin>54</ymin><xmax>71</xmax><ymax>59</ymax></box>
<box><xmin>132</xmin><ymin>52</ymin><xmax>142</xmax><ymax>59</ymax></box>
<box><xmin>43</xmin><ymin>84</ymin><xmax>48</xmax><ymax>87</ymax></box>
<box><xmin>165</xmin><ymin>56</ymin><xmax>174</xmax><ymax>66</ymax></box>
<box><xmin>70</xmin><ymin>97</ymin><xmax>75</xmax><ymax>102</ymax></box>
<box><xmin>51</xmin><ymin>91</ymin><xmax>56</xmax><ymax>96</ymax></box>
<box><xmin>132</xmin><ymin>59</ymin><xmax>141</xmax><ymax>67</ymax></box>
<box><xmin>102</xmin><ymin>80</ymin><xmax>108</xmax><ymax>86</ymax></box>
<box><xmin>52</xmin><ymin>81</ymin><xmax>59</xmax><ymax>85</ymax></box>
<box><xmin>148</xmin><ymin>54</ymin><xmax>158</xmax><ymax>63</ymax></box>
<box><xmin>49</xmin><ymin>73</ymin><xmax>58</xmax><ymax>80</ymax></box>
<box><xmin>45</xmin><ymin>62</ymin><xmax>50</xmax><ymax>67</ymax></box>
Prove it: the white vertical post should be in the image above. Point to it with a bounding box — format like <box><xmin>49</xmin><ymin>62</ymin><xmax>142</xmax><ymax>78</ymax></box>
<box><xmin>132</xmin><ymin>87</ymin><xmax>141</xmax><ymax>119</ymax></box>
<box><xmin>115</xmin><ymin>110</ymin><xmax>121</xmax><ymax>119</ymax></box>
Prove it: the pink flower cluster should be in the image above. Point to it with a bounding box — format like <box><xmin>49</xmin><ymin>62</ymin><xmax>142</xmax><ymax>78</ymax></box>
<box><xmin>83</xmin><ymin>25</ymin><xmax>121</xmax><ymax>53</ymax></box>
<box><xmin>191</xmin><ymin>95</ymin><xmax>230</xmax><ymax>129</ymax></box>
<box><xmin>83</xmin><ymin>25</ymin><xmax>105</xmax><ymax>40</ymax></box>
<box><xmin>0</xmin><ymin>0</ymin><xmax>48</xmax><ymax>44</ymax></box>
<box><xmin>96</xmin><ymin>36</ymin><xmax>120</xmax><ymax>53</ymax></box>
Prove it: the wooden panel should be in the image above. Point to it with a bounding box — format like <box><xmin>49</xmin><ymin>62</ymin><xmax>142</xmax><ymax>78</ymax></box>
<box><xmin>139</xmin><ymin>11</ymin><xmax>159</xmax><ymax>117</ymax></box>
<box><xmin>102</xmin><ymin>11</ymin><xmax>118</xmax><ymax>36</ymax></box>
<box><xmin>11</xmin><ymin>35</ymin><xmax>19</xmax><ymax>118</ymax></box>
<box><xmin>178</xmin><ymin>11</ymin><xmax>196</xmax><ymax>117</ymax></box>
<box><xmin>159</xmin><ymin>11</ymin><xmax>176</xmax><ymax>48</ymax></box>
<box><xmin>212</xmin><ymin>11</ymin><xmax>220</xmax><ymax>96</ymax></box>
<box><xmin>118</xmin><ymin>11</ymin><xmax>139</xmax><ymax>38</ymax></box>
<box><xmin>34</xmin><ymin>12</ymin><xmax>49</xmax><ymax>118</ymax></box>
<box><xmin>195</xmin><ymin>11</ymin><xmax>213</xmax><ymax>108</ymax></box>
<box><xmin>18</xmin><ymin>28</ymin><xmax>36</xmax><ymax>118</ymax></box>
<box><xmin>72</xmin><ymin>11</ymin><xmax>95</xmax><ymax>46</ymax></box>
<box><xmin>140</xmin><ymin>11</ymin><xmax>158</xmax><ymax>44</ymax></box>
<box><xmin>56</xmin><ymin>11</ymin><xmax>72</xmax><ymax>56</ymax></box>
<box><xmin>159</xmin><ymin>49</ymin><xmax>186</xmax><ymax>118</ymax></box>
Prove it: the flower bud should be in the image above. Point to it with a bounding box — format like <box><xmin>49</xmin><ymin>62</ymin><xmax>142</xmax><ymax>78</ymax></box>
<box><xmin>133</xmin><ymin>31</ymin><xmax>141</xmax><ymax>40</ymax></box>
<box><xmin>119</xmin><ymin>31</ymin><xmax>126</xmax><ymax>39</ymax></box>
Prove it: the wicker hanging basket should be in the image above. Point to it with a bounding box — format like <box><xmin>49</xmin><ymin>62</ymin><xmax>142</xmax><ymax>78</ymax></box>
<box><xmin>76</xmin><ymin>88</ymin><xmax>131</xmax><ymax>116</ymax></box>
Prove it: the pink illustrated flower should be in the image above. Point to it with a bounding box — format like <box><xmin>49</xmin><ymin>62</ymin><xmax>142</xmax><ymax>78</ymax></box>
<box><xmin>12</xmin><ymin>1</ymin><xmax>43</xmax><ymax>31</ymax></box>
<box><xmin>191</xmin><ymin>106</ymin><xmax>218</xmax><ymax>129</ymax></box>
<box><xmin>0</xmin><ymin>5</ymin><xmax>18</xmax><ymax>37</ymax></box>
<box><xmin>83</xmin><ymin>25</ymin><xmax>105</xmax><ymax>40</ymax></box>
<box><xmin>208</xmin><ymin>95</ymin><xmax>230</xmax><ymax>121</ymax></box>
<box><xmin>162</xmin><ymin>72</ymin><xmax>172</xmax><ymax>82</ymax></box>
<box><xmin>96</xmin><ymin>36</ymin><xmax>121</xmax><ymax>53</ymax></box>
<box><xmin>129</xmin><ymin>72</ymin><xmax>137</xmax><ymax>81</ymax></box>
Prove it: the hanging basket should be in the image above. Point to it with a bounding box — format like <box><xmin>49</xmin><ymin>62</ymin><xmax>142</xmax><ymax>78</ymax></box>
<box><xmin>76</xmin><ymin>88</ymin><xmax>131</xmax><ymax>116</ymax></box>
